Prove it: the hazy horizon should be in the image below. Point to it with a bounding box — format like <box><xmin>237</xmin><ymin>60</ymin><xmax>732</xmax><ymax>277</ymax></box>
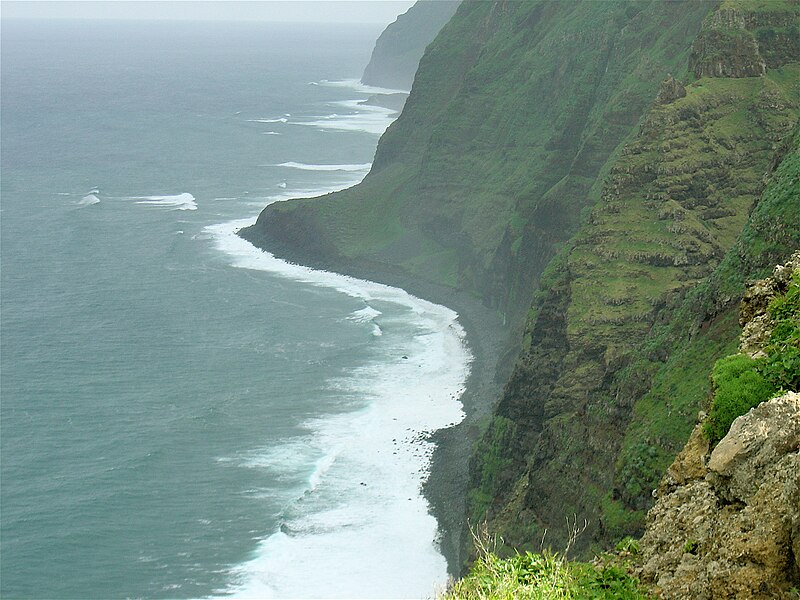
<box><xmin>1</xmin><ymin>0</ymin><xmax>418</xmax><ymax>24</ymax></box>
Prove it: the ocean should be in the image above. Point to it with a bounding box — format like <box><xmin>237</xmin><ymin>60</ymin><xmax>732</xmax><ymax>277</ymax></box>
<box><xmin>0</xmin><ymin>19</ymin><xmax>470</xmax><ymax>599</ymax></box>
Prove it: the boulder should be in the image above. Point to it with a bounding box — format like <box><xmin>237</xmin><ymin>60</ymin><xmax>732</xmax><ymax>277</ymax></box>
<box><xmin>637</xmin><ymin>393</ymin><xmax>800</xmax><ymax>599</ymax></box>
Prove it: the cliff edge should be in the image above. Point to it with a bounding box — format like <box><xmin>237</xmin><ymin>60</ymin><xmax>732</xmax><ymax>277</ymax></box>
<box><xmin>637</xmin><ymin>253</ymin><xmax>800</xmax><ymax>599</ymax></box>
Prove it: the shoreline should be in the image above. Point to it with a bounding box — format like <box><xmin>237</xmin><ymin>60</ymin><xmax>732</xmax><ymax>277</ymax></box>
<box><xmin>238</xmin><ymin>225</ymin><xmax>509</xmax><ymax>575</ymax></box>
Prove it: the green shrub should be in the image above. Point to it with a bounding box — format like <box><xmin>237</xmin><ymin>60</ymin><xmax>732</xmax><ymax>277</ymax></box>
<box><xmin>703</xmin><ymin>354</ymin><xmax>777</xmax><ymax>444</ymax></box>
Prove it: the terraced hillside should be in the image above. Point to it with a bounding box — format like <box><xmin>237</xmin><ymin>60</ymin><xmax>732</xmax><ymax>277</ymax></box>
<box><xmin>471</xmin><ymin>0</ymin><xmax>800</xmax><ymax>554</ymax></box>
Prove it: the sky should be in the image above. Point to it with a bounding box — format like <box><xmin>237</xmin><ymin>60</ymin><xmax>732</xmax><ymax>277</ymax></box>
<box><xmin>1</xmin><ymin>0</ymin><xmax>418</xmax><ymax>24</ymax></box>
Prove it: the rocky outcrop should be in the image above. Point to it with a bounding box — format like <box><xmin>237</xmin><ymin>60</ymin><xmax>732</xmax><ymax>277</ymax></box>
<box><xmin>689</xmin><ymin>2</ymin><xmax>799</xmax><ymax>79</ymax></box>
<box><xmin>637</xmin><ymin>252</ymin><xmax>800</xmax><ymax>598</ymax></box>
<box><xmin>637</xmin><ymin>392</ymin><xmax>799</xmax><ymax>599</ymax></box>
<box><xmin>739</xmin><ymin>252</ymin><xmax>800</xmax><ymax>358</ymax></box>
<box><xmin>656</xmin><ymin>75</ymin><xmax>687</xmax><ymax>105</ymax></box>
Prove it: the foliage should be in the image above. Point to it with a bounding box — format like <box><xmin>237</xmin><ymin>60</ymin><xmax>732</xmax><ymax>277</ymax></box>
<box><xmin>614</xmin><ymin>537</ymin><xmax>641</xmax><ymax>556</ymax></box>
<box><xmin>762</xmin><ymin>271</ymin><xmax>800</xmax><ymax>390</ymax></box>
<box><xmin>703</xmin><ymin>354</ymin><xmax>776</xmax><ymax>444</ymax></box>
<box><xmin>702</xmin><ymin>267</ymin><xmax>799</xmax><ymax>444</ymax></box>
<box><xmin>683</xmin><ymin>539</ymin><xmax>699</xmax><ymax>555</ymax></box>
<box><xmin>441</xmin><ymin>535</ymin><xmax>649</xmax><ymax>600</ymax></box>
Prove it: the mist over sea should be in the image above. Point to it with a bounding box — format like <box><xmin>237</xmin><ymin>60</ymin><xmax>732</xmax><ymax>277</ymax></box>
<box><xmin>1</xmin><ymin>20</ymin><xmax>470</xmax><ymax>599</ymax></box>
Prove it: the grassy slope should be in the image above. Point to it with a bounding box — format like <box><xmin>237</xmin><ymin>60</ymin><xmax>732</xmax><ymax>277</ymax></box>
<box><xmin>471</xmin><ymin>30</ymin><xmax>799</xmax><ymax>554</ymax></box>
<box><xmin>245</xmin><ymin>0</ymin><xmax>715</xmax><ymax>323</ymax></box>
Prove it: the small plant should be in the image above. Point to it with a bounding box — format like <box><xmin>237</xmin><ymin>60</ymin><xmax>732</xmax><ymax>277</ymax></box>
<box><xmin>440</xmin><ymin>522</ymin><xmax>649</xmax><ymax>599</ymax></box>
<box><xmin>761</xmin><ymin>271</ymin><xmax>800</xmax><ymax>391</ymax></box>
<box><xmin>614</xmin><ymin>537</ymin><xmax>641</xmax><ymax>556</ymax></box>
<box><xmin>682</xmin><ymin>539</ymin><xmax>699</xmax><ymax>555</ymax></box>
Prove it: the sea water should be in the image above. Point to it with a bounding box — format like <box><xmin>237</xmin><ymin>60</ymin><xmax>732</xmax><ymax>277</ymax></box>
<box><xmin>1</xmin><ymin>20</ymin><xmax>470</xmax><ymax>599</ymax></box>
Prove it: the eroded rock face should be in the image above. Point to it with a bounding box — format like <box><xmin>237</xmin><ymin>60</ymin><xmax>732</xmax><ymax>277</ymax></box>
<box><xmin>656</xmin><ymin>75</ymin><xmax>687</xmax><ymax>105</ymax></box>
<box><xmin>637</xmin><ymin>393</ymin><xmax>800</xmax><ymax>599</ymax></box>
<box><xmin>739</xmin><ymin>251</ymin><xmax>800</xmax><ymax>358</ymax></box>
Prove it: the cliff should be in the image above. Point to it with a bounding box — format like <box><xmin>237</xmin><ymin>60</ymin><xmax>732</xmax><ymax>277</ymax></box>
<box><xmin>471</xmin><ymin>1</ymin><xmax>799</xmax><ymax>555</ymax></box>
<box><xmin>361</xmin><ymin>0</ymin><xmax>460</xmax><ymax>91</ymax></box>
<box><xmin>239</xmin><ymin>0</ymin><xmax>800</xmax><ymax>574</ymax></box>
<box><xmin>242</xmin><ymin>0</ymin><xmax>717</xmax><ymax>325</ymax></box>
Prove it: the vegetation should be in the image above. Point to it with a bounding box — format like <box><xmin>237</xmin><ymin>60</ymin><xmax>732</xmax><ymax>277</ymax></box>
<box><xmin>703</xmin><ymin>354</ymin><xmax>776</xmax><ymax>444</ymax></box>
<box><xmin>704</xmin><ymin>268</ymin><xmax>800</xmax><ymax>444</ymax></box>
<box><xmin>441</xmin><ymin>527</ymin><xmax>648</xmax><ymax>600</ymax></box>
<box><xmin>762</xmin><ymin>270</ymin><xmax>800</xmax><ymax>390</ymax></box>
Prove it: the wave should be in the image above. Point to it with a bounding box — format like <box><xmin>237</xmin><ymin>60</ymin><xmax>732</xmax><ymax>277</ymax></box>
<box><xmin>293</xmin><ymin>100</ymin><xmax>396</xmax><ymax>135</ymax></box>
<box><xmin>261</xmin><ymin>131</ymin><xmax>281</xmax><ymax>136</ymax></box>
<box><xmin>131</xmin><ymin>193</ymin><xmax>197</xmax><ymax>211</ymax></box>
<box><xmin>348</xmin><ymin>306</ymin><xmax>383</xmax><ymax>337</ymax></box>
<box><xmin>248</xmin><ymin>118</ymin><xmax>288</xmax><ymax>124</ymax></box>
<box><xmin>273</xmin><ymin>162</ymin><xmax>372</xmax><ymax>172</ymax></box>
<box><xmin>205</xmin><ymin>201</ymin><xmax>472</xmax><ymax>598</ymax></box>
<box><xmin>78</xmin><ymin>194</ymin><xmax>100</xmax><ymax>207</ymax></box>
<box><xmin>316</xmin><ymin>78</ymin><xmax>410</xmax><ymax>95</ymax></box>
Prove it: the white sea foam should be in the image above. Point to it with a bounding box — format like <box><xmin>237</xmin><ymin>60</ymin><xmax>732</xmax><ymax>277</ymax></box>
<box><xmin>277</xmin><ymin>182</ymin><xmax>287</xmax><ymax>189</ymax></box>
<box><xmin>131</xmin><ymin>193</ymin><xmax>197</xmax><ymax>211</ymax></box>
<box><xmin>205</xmin><ymin>188</ymin><xmax>472</xmax><ymax>599</ymax></box>
<box><xmin>317</xmin><ymin>78</ymin><xmax>410</xmax><ymax>95</ymax></box>
<box><xmin>293</xmin><ymin>100</ymin><xmax>396</xmax><ymax>135</ymax></box>
<box><xmin>349</xmin><ymin>305</ymin><xmax>383</xmax><ymax>337</ymax></box>
<box><xmin>274</xmin><ymin>161</ymin><xmax>372</xmax><ymax>172</ymax></box>
<box><xmin>261</xmin><ymin>131</ymin><xmax>281</xmax><ymax>136</ymax></box>
<box><xmin>78</xmin><ymin>194</ymin><xmax>100</xmax><ymax>207</ymax></box>
<box><xmin>248</xmin><ymin>118</ymin><xmax>288</xmax><ymax>124</ymax></box>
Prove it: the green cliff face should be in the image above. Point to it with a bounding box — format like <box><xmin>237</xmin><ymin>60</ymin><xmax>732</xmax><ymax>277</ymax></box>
<box><xmin>473</xmin><ymin>1</ymin><xmax>799</xmax><ymax>554</ymax></box>
<box><xmin>242</xmin><ymin>0</ymin><xmax>716</xmax><ymax>324</ymax></box>
<box><xmin>361</xmin><ymin>0</ymin><xmax>460</xmax><ymax>91</ymax></box>
<box><xmin>241</xmin><ymin>0</ymin><xmax>800</xmax><ymax>568</ymax></box>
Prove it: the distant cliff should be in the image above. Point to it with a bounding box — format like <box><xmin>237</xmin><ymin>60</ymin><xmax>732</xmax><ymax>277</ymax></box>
<box><xmin>361</xmin><ymin>0</ymin><xmax>459</xmax><ymax>91</ymax></box>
